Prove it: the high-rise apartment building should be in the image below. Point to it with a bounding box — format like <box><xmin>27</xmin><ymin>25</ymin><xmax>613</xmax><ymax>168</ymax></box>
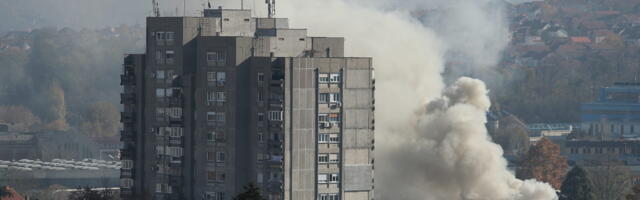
<box><xmin>120</xmin><ymin>8</ymin><xmax>374</xmax><ymax>200</ymax></box>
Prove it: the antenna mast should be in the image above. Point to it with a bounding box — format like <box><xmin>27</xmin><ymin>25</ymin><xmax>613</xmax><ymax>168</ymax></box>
<box><xmin>152</xmin><ymin>0</ymin><xmax>160</xmax><ymax>17</ymax></box>
<box><xmin>266</xmin><ymin>0</ymin><xmax>275</xmax><ymax>18</ymax></box>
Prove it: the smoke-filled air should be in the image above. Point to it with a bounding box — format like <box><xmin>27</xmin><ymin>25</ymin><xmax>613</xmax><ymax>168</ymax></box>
<box><xmin>0</xmin><ymin>0</ymin><xmax>559</xmax><ymax>199</ymax></box>
<box><xmin>275</xmin><ymin>0</ymin><xmax>558</xmax><ymax>199</ymax></box>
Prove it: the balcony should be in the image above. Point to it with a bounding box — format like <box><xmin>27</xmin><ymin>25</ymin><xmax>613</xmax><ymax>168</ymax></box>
<box><xmin>167</xmin><ymin>97</ymin><xmax>182</xmax><ymax>107</ymax></box>
<box><xmin>120</xmin><ymin>74</ymin><xmax>136</xmax><ymax>86</ymax></box>
<box><xmin>121</xmin><ymin>112</ymin><xmax>135</xmax><ymax>123</ymax></box>
<box><xmin>120</xmin><ymin>129</ymin><xmax>135</xmax><ymax>141</ymax></box>
<box><xmin>121</xmin><ymin>93</ymin><xmax>136</xmax><ymax>104</ymax></box>
<box><xmin>269</xmin><ymin>80</ymin><xmax>284</xmax><ymax>88</ymax></box>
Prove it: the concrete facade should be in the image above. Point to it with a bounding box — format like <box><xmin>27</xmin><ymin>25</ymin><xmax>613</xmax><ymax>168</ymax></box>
<box><xmin>121</xmin><ymin>9</ymin><xmax>374</xmax><ymax>200</ymax></box>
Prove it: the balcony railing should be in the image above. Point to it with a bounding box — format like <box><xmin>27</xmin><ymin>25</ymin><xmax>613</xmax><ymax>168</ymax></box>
<box><xmin>120</xmin><ymin>74</ymin><xmax>135</xmax><ymax>86</ymax></box>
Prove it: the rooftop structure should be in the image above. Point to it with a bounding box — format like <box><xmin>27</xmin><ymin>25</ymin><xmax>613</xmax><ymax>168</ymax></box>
<box><xmin>120</xmin><ymin>8</ymin><xmax>374</xmax><ymax>200</ymax></box>
<box><xmin>581</xmin><ymin>82</ymin><xmax>640</xmax><ymax>139</ymax></box>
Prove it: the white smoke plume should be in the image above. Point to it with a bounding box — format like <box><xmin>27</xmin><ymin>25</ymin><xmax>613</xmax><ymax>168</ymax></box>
<box><xmin>274</xmin><ymin>0</ymin><xmax>559</xmax><ymax>199</ymax></box>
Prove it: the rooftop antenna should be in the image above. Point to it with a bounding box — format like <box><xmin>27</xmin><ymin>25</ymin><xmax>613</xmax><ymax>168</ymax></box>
<box><xmin>152</xmin><ymin>0</ymin><xmax>160</xmax><ymax>17</ymax></box>
<box><xmin>266</xmin><ymin>0</ymin><xmax>275</xmax><ymax>18</ymax></box>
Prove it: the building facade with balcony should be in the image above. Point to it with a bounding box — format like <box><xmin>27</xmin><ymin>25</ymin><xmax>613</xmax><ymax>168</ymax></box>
<box><xmin>120</xmin><ymin>8</ymin><xmax>375</xmax><ymax>200</ymax></box>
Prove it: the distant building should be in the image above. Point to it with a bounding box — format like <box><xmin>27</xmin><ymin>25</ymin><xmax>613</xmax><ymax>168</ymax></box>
<box><xmin>0</xmin><ymin>159</ymin><xmax>120</xmax><ymax>189</ymax></box>
<box><xmin>581</xmin><ymin>82</ymin><xmax>640</xmax><ymax>139</ymax></box>
<box><xmin>120</xmin><ymin>8</ymin><xmax>375</xmax><ymax>200</ymax></box>
<box><xmin>563</xmin><ymin>139</ymin><xmax>640</xmax><ymax>184</ymax></box>
<box><xmin>0</xmin><ymin>126</ymin><xmax>39</xmax><ymax>160</ymax></box>
<box><xmin>0</xmin><ymin>129</ymin><xmax>104</xmax><ymax>161</ymax></box>
<box><xmin>527</xmin><ymin>123</ymin><xmax>577</xmax><ymax>143</ymax></box>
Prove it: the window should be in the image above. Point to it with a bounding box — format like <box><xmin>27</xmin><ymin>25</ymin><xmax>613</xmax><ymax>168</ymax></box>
<box><xmin>257</xmin><ymin>172</ymin><xmax>263</xmax><ymax>183</ymax></box>
<box><xmin>257</xmin><ymin>132</ymin><xmax>264</xmax><ymax>143</ymax></box>
<box><xmin>319</xmin><ymin>194</ymin><xmax>340</xmax><ymax>200</ymax></box>
<box><xmin>216</xmin><ymin>112</ymin><xmax>226</xmax><ymax>123</ymax></box>
<box><xmin>160</xmin><ymin>127</ymin><xmax>183</xmax><ymax>137</ymax></box>
<box><xmin>156</xmin><ymin>88</ymin><xmax>166</xmax><ymax>97</ymax></box>
<box><xmin>216</xmin><ymin>152</ymin><xmax>226</xmax><ymax>163</ymax></box>
<box><xmin>207</xmin><ymin>51</ymin><xmax>226</xmax><ymax>66</ymax></box>
<box><xmin>156</xmin><ymin>32</ymin><xmax>166</xmax><ymax>40</ymax></box>
<box><xmin>207</xmin><ymin>72</ymin><xmax>216</xmax><ymax>82</ymax></box>
<box><xmin>258</xmin><ymin>112</ymin><xmax>265</xmax><ymax>122</ymax></box>
<box><xmin>329</xmin><ymin>73</ymin><xmax>341</xmax><ymax>83</ymax></box>
<box><xmin>165</xmin><ymin>32</ymin><xmax>175</xmax><ymax>43</ymax></box>
<box><xmin>329</xmin><ymin>173</ymin><xmax>339</xmax><ymax>182</ymax></box>
<box><xmin>318</xmin><ymin>154</ymin><xmax>329</xmax><ymax>163</ymax></box>
<box><xmin>268</xmin><ymin>111</ymin><xmax>283</xmax><ymax>121</ymax></box>
<box><xmin>207</xmin><ymin>91</ymin><xmax>216</xmax><ymax>102</ymax></box>
<box><xmin>122</xmin><ymin>160</ymin><xmax>133</xmax><ymax>170</ymax></box>
<box><xmin>155</xmin><ymin>183</ymin><xmax>172</xmax><ymax>194</ymax></box>
<box><xmin>258</xmin><ymin>73</ymin><xmax>265</xmax><ymax>82</ymax></box>
<box><xmin>207</xmin><ymin>152</ymin><xmax>216</xmax><ymax>161</ymax></box>
<box><xmin>320</xmin><ymin>93</ymin><xmax>340</xmax><ymax>103</ymax></box>
<box><xmin>167</xmin><ymin>107</ymin><xmax>182</xmax><ymax>119</ymax></box>
<box><xmin>318</xmin><ymin>114</ymin><xmax>328</xmax><ymax>122</ymax></box>
<box><xmin>156</xmin><ymin>50</ymin><xmax>164</xmax><ymax>64</ymax></box>
<box><xmin>156</xmin><ymin>70</ymin><xmax>166</xmax><ymax>79</ymax></box>
<box><xmin>208</xmin><ymin>171</ymin><xmax>216</xmax><ymax>181</ymax></box>
<box><xmin>165</xmin><ymin>50</ymin><xmax>175</xmax><ymax>64</ymax></box>
<box><xmin>329</xmin><ymin>134</ymin><xmax>340</xmax><ymax>143</ymax></box>
<box><xmin>217</xmin><ymin>172</ymin><xmax>226</xmax><ymax>183</ymax></box>
<box><xmin>319</xmin><ymin>134</ymin><xmax>340</xmax><ymax>143</ymax></box>
<box><xmin>208</xmin><ymin>131</ymin><xmax>216</xmax><ymax>142</ymax></box>
<box><xmin>205</xmin><ymin>192</ymin><xmax>226</xmax><ymax>200</ymax></box>
<box><xmin>318</xmin><ymin>174</ymin><xmax>328</xmax><ymax>183</ymax></box>
<box><xmin>318</xmin><ymin>134</ymin><xmax>329</xmax><ymax>143</ymax></box>
<box><xmin>121</xmin><ymin>178</ymin><xmax>134</xmax><ymax>188</ymax></box>
<box><xmin>319</xmin><ymin>93</ymin><xmax>329</xmax><ymax>103</ymax></box>
<box><xmin>319</xmin><ymin>73</ymin><xmax>330</xmax><ymax>83</ymax></box>
<box><xmin>330</xmin><ymin>93</ymin><xmax>341</xmax><ymax>103</ymax></box>
<box><xmin>217</xmin><ymin>72</ymin><xmax>226</xmax><ymax>86</ymax></box>
<box><xmin>611</xmin><ymin>124</ymin><xmax>615</xmax><ymax>132</ymax></box>
<box><xmin>166</xmin><ymin>147</ymin><xmax>183</xmax><ymax>157</ymax></box>
<box><xmin>328</xmin><ymin>113</ymin><xmax>340</xmax><ymax>122</ymax></box>
<box><xmin>258</xmin><ymin>90</ymin><xmax>265</xmax><ymax>102</ymax></box>
<box><xmin>207</xmin><ymin>112</ymin><xmax>217</xmax><ymax>121</ymax></box>
<box><xmin>207</xmin><ymin>52</ymin><xmax>218</xmax><ymax>62</ymax></box>
<box><xmin>216</xmin><ymin>92</ymin><xmax>226</xmax><ymax>102</ymax></box>
<box><xmin>156</xmin><ymin>108</ymin><xmax>168</xmax><ymax>121</ymax></box>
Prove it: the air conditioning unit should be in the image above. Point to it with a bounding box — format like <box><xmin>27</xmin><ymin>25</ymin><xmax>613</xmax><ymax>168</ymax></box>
<box><xmin>330</xmin><ymin>104</ymin><xmax>338</xmax><ymax>110</ymax></box>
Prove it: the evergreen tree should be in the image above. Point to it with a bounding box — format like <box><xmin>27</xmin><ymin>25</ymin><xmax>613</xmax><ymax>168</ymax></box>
<box><xmin>233</xmin><ymin>182</ymin><xmax>266</xmax><ymax>200</ymax></box>
<box><xmin>560</xmin><ymin>166</ymin><xmax>594</xmax><ymax>200</ymax></box>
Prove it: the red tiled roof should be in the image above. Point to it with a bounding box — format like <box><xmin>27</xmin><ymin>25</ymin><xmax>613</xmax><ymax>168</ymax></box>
<box><xmin>0</xmin><ymin>187</ymin><xmax>24</xmax><ymax>200</ymax></box>
<box><xmin>571</xmin><ymin>37</ymin><xmax>592</xmax><ymax>43</ymax></box>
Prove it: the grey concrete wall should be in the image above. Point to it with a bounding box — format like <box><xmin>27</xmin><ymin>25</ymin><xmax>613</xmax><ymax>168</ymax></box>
<box><xmin>285</xmin><ymin>58</ymin><xmax>318</xmax><ymax>200</ymax></box>
<box><xmin>342</xmin><ymin>58</ymin><xmax>374</xmax><ymax>200</ymax></box>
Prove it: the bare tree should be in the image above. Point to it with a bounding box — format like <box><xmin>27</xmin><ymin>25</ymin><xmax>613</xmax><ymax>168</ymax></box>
<box><xmin>588</xmin><ymin>159</ymin><xmax>633</xmax><ymax>200</ymax></box>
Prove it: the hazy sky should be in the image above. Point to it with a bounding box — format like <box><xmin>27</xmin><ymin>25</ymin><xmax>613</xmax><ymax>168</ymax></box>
<box><xmin>0</xmin><ymin>0</ymin><xmax>537</xmax><ymax>33</ymax></box>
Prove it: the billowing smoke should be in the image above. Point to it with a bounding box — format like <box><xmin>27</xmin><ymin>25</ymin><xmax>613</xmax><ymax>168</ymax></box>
<box><xmin>274</xmin><ymin>0</ymin><xmax>558</xmax><ymax>199</ymax></box>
